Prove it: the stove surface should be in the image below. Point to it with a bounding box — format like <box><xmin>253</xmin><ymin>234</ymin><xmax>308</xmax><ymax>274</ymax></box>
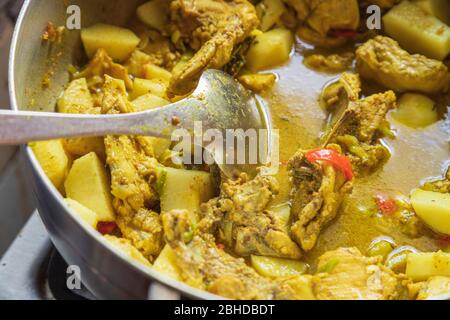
<box><xmin>0</xmin><ymin>212</ymin><xmax>95</xmax><ymax>300</ymax></box>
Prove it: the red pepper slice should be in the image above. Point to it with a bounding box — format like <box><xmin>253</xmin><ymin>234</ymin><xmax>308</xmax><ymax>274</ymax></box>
<box><xmin>216</xmin><ymin>243</ymin><xmax>225</xmax><ymax>250</ymax></box>
<box><xmin>97</xmin><ymin>221</ymin><xmax>118</xmax><ymax>235</ymax></box>
<box><xmin>329</xmin><ymin>29</ymin><xmax>358</xmax><ymax>39</ymax></box>
<box><xmin>375</xmin><ymin>195</ymin><xmax>398</xmax><ymax>216</ymax></box>
<box><xmin>305</xmin><ymin>148</ymin><xmax>353</xmax><ymax>181</ymax></box>
<box><xmin>437</xmin><ymin>235</ymin><xmax>450</xmax><ymax>248</ymax></box>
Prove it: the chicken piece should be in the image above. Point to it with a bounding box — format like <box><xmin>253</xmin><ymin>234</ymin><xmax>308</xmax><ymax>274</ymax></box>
<box><xmin>422</xmin><ymin>167</ymin><xmax>450</xmax><ymax>194</ymax></box>
<box><xmin>314</xmin><ymin>247</ymin><xmax>399</xmax><ymax>300</ymax></box>
<box><xmin>167</xmin><ymin>0</ymin><xmax>259</xmax><ymax>95</ymax></box>
<box><xmin>101</xmin><ymin>76</ymin><xmax>163</xmax><ymax>260</ymax></box>
<box><xmin>356</xmin><ymin>36</ymin><xmax>450</xmax><ymax>94</ymax></box>
<box><xmin>162</xmin><ymin>209</ymin><xmax>315</xmax><ymax>299</ymax></box>
<box><xmin>287</xmin><ymin>0</ymin><xmax>360</xmax><ymax>47</ymax></box>
<box><xmin>324</xmin><ymin>90</ymin><xmax>396</xmax><ymax>175</ymax></box>
<box><xmin>304</xmin><ymin>52</ymin><xmax>354</xmax><ymax>73</ymax></box>
<box><xmin>288</xmin><ymin>146</ymin><xmax>352</xmax><ymax>251</ymax></box>
<box><xmin>74</xmin><ymin>48</ymin><xmax>133</xmax><ymax>90</ymax></box>
<box><xmin>199</xmin><ymin>173</ymin><xmax>302</xmax><ymax>259</ymax></box>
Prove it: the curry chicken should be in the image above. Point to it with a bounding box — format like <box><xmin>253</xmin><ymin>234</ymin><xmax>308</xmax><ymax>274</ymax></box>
<box><xmin>31</xmin><ymin>0</ymin><xmax>450</xmax><ymax>300</ymax></box>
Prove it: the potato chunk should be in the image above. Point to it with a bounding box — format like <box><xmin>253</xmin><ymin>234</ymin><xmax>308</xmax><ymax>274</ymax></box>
<box><xmin>251</xmin><ymin>255</ymin><xmax>308</xmax><ymax>277</ymax></box>
<box><xmin>414</xmin><ymin>0</ymin><xmax>450</xmax><ymax>25</ymax></box>
<box><xmin>57</xmin><ymin>78</ymin><xmax>94</xmax><ymax>114</ymax></box>
<box><xmin>63</xmin><ymin>137</ymin><xmax>106</xmax><ymax>159</ymax></box>
<box><xmin>143</xmin><ymin>64</ymin><xmax>172</xmax><ymax>85</ymax></box>
<box><xmin>406</xmin><ymin>251</ymin><xmax>450</xmax><ymax>281</ymax></box>
<box><xmin>131</xmin><ymin>93</ymin><xmax>169</xmax><ymax>113</ymax></box>
<box><xmin>30</xmin><ymin>139</ymin><xmax>70</xmax><ymax>190</ymax></box>
<box><xmin>245</xmin><ymin>28</ymin><xmax>293</xmax><ymax>72</ymax></box>
<box><xmin>103</xmin><ymin>235</ymin><xmax>151</xmax><ymax>267</ymax></box>
<box><xmin>391</xmin><ymin>93</ymin><xmax>438</xmax><ymax>128</ymax></box>
<box><xmin>81</xmin><ymin>23</ymin><xmax>140</xmax><ymax>62</ymax></box>
<box><xmin>64</xmin><ymin>152</ymin><xmax>115</xmax><ymax>221</ymax></box>
<box><xmin>256</xmin><ymin>0</ymin><xmax>286</xmax><ymax>32</ymax></box>
<box><xmin>136</xmin><ymin>0</ymin><xmax>169</xmax><ymax>32</ymax></box>
<box><xmin>64</xmin><ymin>198</ymin><xmax>98</xmax><ymax>228</ymax></box>
<box><xmin>410</xmin><ymin>189</ymin><xmax>450</xmax><ymax>235</ymax></box>
<box><xmin>159</xmin><ymin>167</ymin><xmax>215</xmax><ymax>215</ymax></box>
<box><xmin>152</xmin><ymin>245</ymin><xmax>181</xmax><ymax>280</ymax></box>
<box><xmin>383</xmin><ymin>1</ymin><xmax>450</xmax><ymax>60</ymax></box>
<box><xmin>130</xmin><ymin>78</ymin><xmax>167</xmax><ymax>100</ymax></box>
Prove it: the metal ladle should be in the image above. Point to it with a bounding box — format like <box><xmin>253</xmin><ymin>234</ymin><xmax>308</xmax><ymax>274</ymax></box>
<box><xmin>0</xmin><ymin>70</ymin><xmax>272</xmax><ymax>177</ymax></box>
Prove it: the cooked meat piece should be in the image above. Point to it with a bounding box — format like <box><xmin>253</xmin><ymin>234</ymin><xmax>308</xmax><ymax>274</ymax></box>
<box><xmin>314</xmin><ymin>247</ymin><xmax>399</xmax><ymax>300</ymax></box>
<box><xmin>356</xmin><ymin>36</ymin><xmax>450</xmax><ymax>94</ymax></box>
<box><xmin>168</xmin><ymin>0</ymin><xmax>258</xmax><ymax>95</ymax></box>
<box><xmin>422</xmin><ymin>167</ymin><xmax>450</xmax><ymax>193</ymax></box>
<box><xmin>288</xmin><ymin>146</ymin><xmax>352</xmax><ymax>251</ymax></box>
<box><xmin>304</xmin><ymin>52</ymin><xmax>354</xmax><ymax>73</ymax></box>
<box><xmin>324</xmin><ymin>90</ymin><xmax>396</xmax><ymax>175</ymax></box>
<box><xmin>320</xmin><ymin>72</ymin><xmax>361</xmax><ymax>111</ymax></box>
<box><xmin>162</xmin><ymin>209</ymin><xmax>314</xmax><ymax>299</ymax></box>
<box><xmin>287</xmin><ymin>0</ymin><xmax>360</xmax><ymax>47</ymax></box>
<box><xmin>74</xmin><ymin>48</ymin><xmax>133</xmax><ymax>90</ymax></box>
<box><xmin>101</xmin><ymin>75</ymin><xmax>163</xmax><ymax>260</ymax></box>
<box><xmin>199</xmin><ymin>172</ymin><xmax>302</xmax><ymax>259</ymax></box>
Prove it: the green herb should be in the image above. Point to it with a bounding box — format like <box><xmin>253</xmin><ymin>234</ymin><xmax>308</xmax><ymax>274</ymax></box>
<box><xmin>318</xmin><ymin>259</ymin><xmax>340</xmax><ymax>273</ymax></box>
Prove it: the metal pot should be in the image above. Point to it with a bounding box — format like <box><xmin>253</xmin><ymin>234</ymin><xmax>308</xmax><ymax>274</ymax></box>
<box><xmin>9</xmin><ymin>0</ymin><xmax>218</xmax><ymax>300</ymax></box>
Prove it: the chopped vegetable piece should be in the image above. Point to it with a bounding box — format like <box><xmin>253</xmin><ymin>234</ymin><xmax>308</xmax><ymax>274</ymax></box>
<box><xmin>251</xmin><ymin>255</ymin><xmax>308</xmax><ymax>277</ymax></box>
<box><xmin>103</xmin><ymin>235</ymin><xmax>151</xmax><ymax>267</ymax></box>
<box><xmin>317</xmin><ymin>259</ymin><xmax>339</xmax><ymax>273</ymax></box>
<box><xmin>375</xmin><ymin>195</ymin><xmax>398</xmax><ymax>216</ymax></box>
<box><xmin>383</xmin><ymin>1</ymin><xmax>450</xmax><ymax>60</ymax></box>
<box><xmin>410</xmin><ymin>189</ymin><xmax>450</xmax><ymax>235</ymax></box>
<box><xmin>97</xmin><ymin>221</ymin><xmax>118</xmax><ymax>235</ymax></box>
<box><xmin>367</xmin><ymin>238</ymin><xmax>395</xmax><ymax>259</ymax></box>
<box><xmin>391</xmin><ymin>93</ymin><xmax>438</xmax><ymax>128</ymax></box>
<box><xmin>305</xmin><ymin>148</ymin><xmax>353</xmax><ymax>181</ymax></box>
<box><xmin>245</xmin><ymin>28</ymin><xmax>293</xmax><ymax>72</ymax></box>
<box><xmin>65</xmin><ymin>198</ymin><xmax>98</xmax><ymax>228</ymax></box>
<box><xmin>136</xmin><ymin>0</ymin><xmax>168</xmax><ymax>31</ymax></box>
<box><xmin>81</xmin><ymin>23</ymin><xmax>140</xmax><ymax>61</ymax></box>
<box><xmin>406</xmin><ymin>251</ymin><xmax>450</xmax><ymax>281</ymax></box>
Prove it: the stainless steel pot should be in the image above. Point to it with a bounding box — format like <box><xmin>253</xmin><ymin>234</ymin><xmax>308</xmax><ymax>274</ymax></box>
<box><xmin>9</xmin><ymin>0</ymin><xmax>218</xmax><ymax>300</ymax></box>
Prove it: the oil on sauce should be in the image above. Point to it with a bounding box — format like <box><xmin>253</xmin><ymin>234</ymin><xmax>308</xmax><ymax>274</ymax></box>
<box><xmin>263</xmin><ymin>44</ymin><xmax>449</xmax><ymax>264</ymax></box>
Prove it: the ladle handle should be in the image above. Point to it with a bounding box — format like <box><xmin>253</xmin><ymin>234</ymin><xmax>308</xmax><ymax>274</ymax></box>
<box><xmin>0</xmin><ymin>98</ymin><xmax>203</xmax><ymax>145</ymax></box>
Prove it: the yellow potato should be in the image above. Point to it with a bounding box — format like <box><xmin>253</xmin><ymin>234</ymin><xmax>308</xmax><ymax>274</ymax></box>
<box><xmin>136</xmin><ymin>0</ymin><xmax>169</xmax><ymax>32</ymax></box>
<box><xmin>130</xmin><ymin>78</ymin><xmax>167</xmax><ymax>100</ymax></box>
<box><xmin>245</xmin><ymin>28</ymin><xmax>294</xmax><ymax>72</ymax></box>
<box><xmin>64</xmin><ymin>152</ymin><xmax>115</xmax><ymax>221</ymax></box>
<box><xmin>391</xmin><ymin>93</ymin><xmax>438</xmax><ymax>128</ymax></box>
<box><xmin>158</xmin><ymin>167</ymin><xmax>215</xmax><ymax>217</ymax></box>
<box><xmin>103</xmin><ymin>235</ymin><xmax>151</xmax><ymax>267</ymax></box>
<box><xmin>238</xmin><ymin>73</ymin><xmax>276</xmax><ymax>92</ymax></box>
<box><xmin>410</xmin><ymin>188</ymin><xmax>450</xmax><ymax>235</ymax></box>
<box><xmin>64</xmin><ymin>198</ymin><xmax>98</xmax><ymax>228</ymax></box>
<box><xmin>63</xmin><ymin>137</ymin><xmax>106</xmax><ymax>159</ymax></box>
<box><xmin>81</xmin><ymin>23</ymin><xmax>140</xmax><ymax>61</ymax></box>
<box><xmin>406</xmin><ymin>251</ymin><xmax>450</xmax><ymax>281</ymax></box>
<box><xmin>143</xmin><ymin>64</ymin><xmax>172</xmax><ymax>85</ymax></box>
<box><xmin>256</xmin><ymin>0</ymin><xmax>286</xmax><ymax>32</ymax></box>
<box><xmin>414</xmin><ymin>0</ymin><xmax>450</xmax><ymax>25</ymax></box>
<box><xmin>131</xmin><ymin>93</ymin><xmax>169</xmax><ymax>112</ymax></box>
<box><xmin>251</xmin><ymin>255</ymin><xmax>308</xmax><ymax>277</ymax></box>
<box><xmin>57</xmin><ymin>78</ymin><xmax>93</xmax><ymax>114</ymax></box>
<box><xmin>153</xmin><ymin>245</ymin><xmax>181</xmax><ymax>280</ymax></box>
<box><xmin>30</xmin><ymin>139</ymin><xmax>70</xmax><ymax>190</ymax></box>
<box><xmin>383</xmin><ymin>1</ymin><xmax>450</xmax><ymax>60</ymax></box>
